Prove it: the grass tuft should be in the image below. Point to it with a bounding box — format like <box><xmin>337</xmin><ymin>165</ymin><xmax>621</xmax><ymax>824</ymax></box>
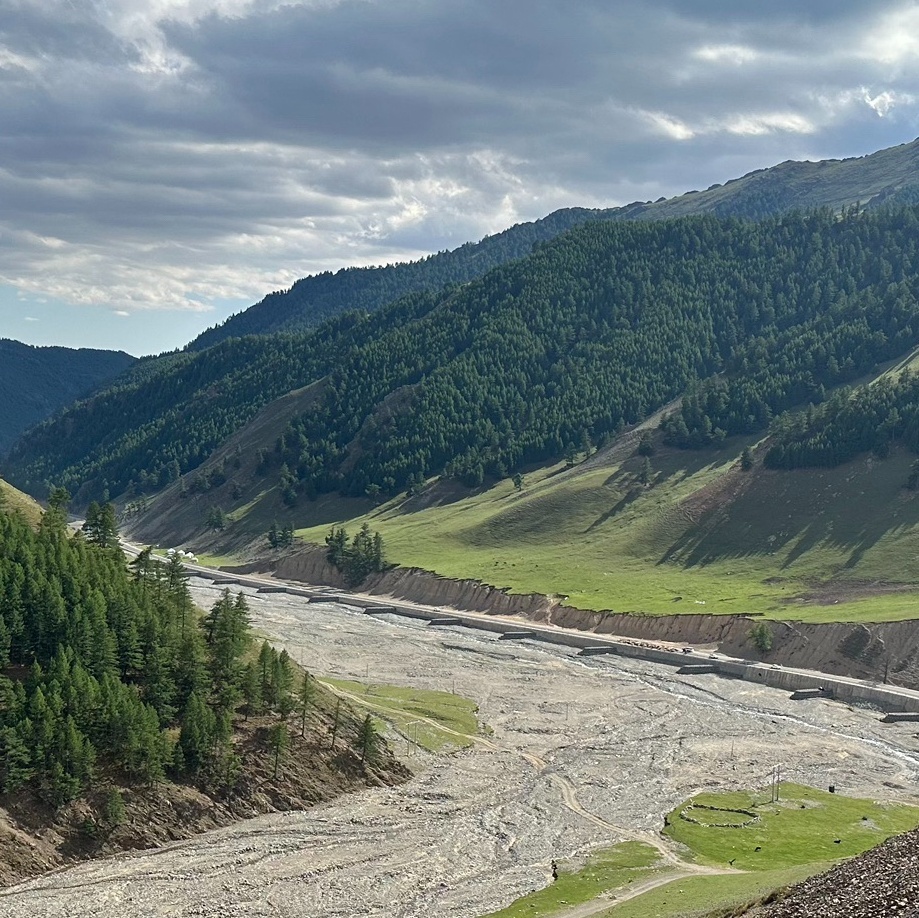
<box><xmin>318</xmin><ymin>678</ymin><xmax>479</xmax><ymax>752</ymax></box>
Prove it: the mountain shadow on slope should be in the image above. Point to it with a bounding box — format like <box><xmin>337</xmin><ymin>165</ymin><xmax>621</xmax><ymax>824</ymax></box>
<box><xmin>0</xmin><ymin>339</ymin><xmax>136</xmax><ymax>455</ymax></box>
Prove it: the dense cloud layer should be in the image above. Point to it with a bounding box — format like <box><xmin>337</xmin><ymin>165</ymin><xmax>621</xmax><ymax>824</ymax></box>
<box><xmin>1</xmin><ymin>0</ymin><xmax>918</xmax><ymax>351</ymax></box>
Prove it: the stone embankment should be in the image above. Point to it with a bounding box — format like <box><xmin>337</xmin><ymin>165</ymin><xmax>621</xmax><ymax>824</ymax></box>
<box><xmin>226</xmin><ymin>545</ymin><xmax>919</xmax><ymax>691</ymax></box>
<box><xmin>218</xmin><ymin>547</ymin><xmax>919</xmax><ymax>711</ymax></box>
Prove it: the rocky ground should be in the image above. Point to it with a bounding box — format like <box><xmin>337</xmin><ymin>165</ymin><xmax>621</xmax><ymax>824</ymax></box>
<box><xmin>747</xmin><ymin>827</ymin><xmax>919</xmax><ymax>917</ymax></box>
<box><xmin>2</xmin><ymin>576</ymin><xmax>919</xmax><ymax>918</ymax></box>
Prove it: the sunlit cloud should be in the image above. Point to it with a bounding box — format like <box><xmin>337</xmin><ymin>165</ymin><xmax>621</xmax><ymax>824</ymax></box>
<box><xmin>723</xmin><ymin>112</ymin><xmax>816</xmax><ymax>136</ymax></box>
<box><xmin>693</xmin><ymin>44</ymin><xmax>760</xmax><ymax>66</ymax></box>
<box><xmin>641</xmin><ymin>110</ymin><xmax>696</xmax><ymax>141</ymax></box>
<box><xmin>861</xmin><ymin>6</ymin><xmax>919</xmax><ymax>66</ymax></box>
<box><xmin>863</xmin><ymin>88</ymin><xmax>915</xmax><ymax>116</ymax></box>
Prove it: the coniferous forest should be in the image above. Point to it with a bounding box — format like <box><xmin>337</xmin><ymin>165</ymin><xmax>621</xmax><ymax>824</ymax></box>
<box><xmin>764</xmin><ymin>370</ymin><xmax>919</xmax><ymax>470</ymax></box>
<box><xmin>10</xmin><ymin>207</ymin><xmax>919</xmax><ymax>506</ymax></box>
<box><xmin>0</xmin><ymin>492</ymin><xmax>291</xmax><ymax>805</ymax></box>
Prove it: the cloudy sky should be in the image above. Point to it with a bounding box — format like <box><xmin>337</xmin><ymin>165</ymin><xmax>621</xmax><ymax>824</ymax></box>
<box><xmin>2</xmin><ymin>0</ymin><xmax>919</xmax><ymax>356</ymax></box>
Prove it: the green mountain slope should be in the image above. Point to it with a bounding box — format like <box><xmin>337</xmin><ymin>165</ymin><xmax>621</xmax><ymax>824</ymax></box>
<box><xmin>190</xmin><ymin>137</ymin><xmax>919</xmax><ymax>345</ymax></box>
<box><xmin>9</xmin><ymin>208</ymin><xmax>919</xmax><ymax>512</ymax></box>
<box><xmin>0</xmin><ymin>475</ymin><xmax>43</xmax><ymax>526</ymax></box>
<box><xmin>0</xmin><ymin>339</ymin><xmax>136</xmax><ymax>455</ymax></box>
<box><xmin>287</xmin><ymin>420</ymin><xmax>919</xmax><ymax>624</ymax></box>
<box><xmin>188</xmin><ymin>207</ymin><xmax>623</xmax><ymax>350</ymax></box>
<box><xmin>132</xmin><ymin>373</ymin><xmax>919</xmax><ymax>624</ymax></box>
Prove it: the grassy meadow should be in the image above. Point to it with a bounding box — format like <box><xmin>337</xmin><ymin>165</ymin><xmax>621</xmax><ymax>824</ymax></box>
<box><xmin>318</xmin><ymin>678</ymin><xmax>480</xmax><ymax>752</ymax></box>
<box><xmin>484</xmin><ymin>783</ymin><xmax>919</xmax><ymax>918</ymax></box>
<box><xmin>0</xmin><ymin>477</ymin><xmax>43</xmax><ymax>526</ymax></box>
<box><xmin>293</xmin><ymin>434</ymin><xmax>919</xmax><ymax>624</ymax></box>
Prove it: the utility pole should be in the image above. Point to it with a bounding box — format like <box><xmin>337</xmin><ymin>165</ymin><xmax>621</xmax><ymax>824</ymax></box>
<box><xmin>770</xmin><ymin>764</ymin><xmax>782</xmax><ymax>803</ymax></box>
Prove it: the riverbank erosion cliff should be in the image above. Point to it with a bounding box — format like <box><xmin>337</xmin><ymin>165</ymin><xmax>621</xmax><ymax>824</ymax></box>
<box><xmin>228</xmin><ymin>545</ymin><xmax>919</xmax><ymax>690</ymax></box>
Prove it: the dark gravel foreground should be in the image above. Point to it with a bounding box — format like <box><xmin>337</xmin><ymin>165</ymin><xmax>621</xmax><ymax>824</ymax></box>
<box><xmin>748</xmin><ymin>828</ymin><xmax>919</xmax><ymax>918</ymax></box>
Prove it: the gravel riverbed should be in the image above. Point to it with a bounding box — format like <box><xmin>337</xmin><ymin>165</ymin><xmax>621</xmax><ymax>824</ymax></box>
<box><xmin>2</xmin><ymin>577</ymin><xmax>919</xmax><ymax>918</ymax></box>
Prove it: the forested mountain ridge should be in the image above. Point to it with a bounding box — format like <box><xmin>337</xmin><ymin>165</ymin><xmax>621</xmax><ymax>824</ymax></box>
<box><xmin>4</xmin><ymin>300</ymin><xmax>440</xmax><ymax>504</ymax></box>
<box><xmin>189</xmin><ymin>207</ymin><xmax>623</xmax><ymax>350</ymax></box>
<box><xmin>0</xmin><ymin>339</ymin><xmax>136</xmax><ymax>455</ymax></box>
<box><xmin>10</xmin><ymin>207</ymin><xmax>919</xmax><ymax>515</ymax></box>
<box><xmin>190</xmin><ymin>137</ymin><xmax>919</xmax><ymax>346</ymax></box>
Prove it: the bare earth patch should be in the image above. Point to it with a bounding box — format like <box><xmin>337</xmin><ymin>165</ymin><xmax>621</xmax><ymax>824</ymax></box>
<box><xmin>788</xmin><ymin>581</ymin><xmax>917</xmax><ymax>606</ymax></box>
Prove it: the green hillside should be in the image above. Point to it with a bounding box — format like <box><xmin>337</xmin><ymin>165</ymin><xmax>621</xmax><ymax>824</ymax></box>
<box><xmin>0</xmin><ymin>339</ymin><xmax>135</xmax><ymax>454</ymax></box>
<box><xmin>131</xmin><ymin>352</ymin><xmax>919</xmax><ymax>625</ymax></box>
<box><xmin>11</xmin><ymin>208</ymin><xmax>919</xmax><ymax>514</ymax></box>
<box><xmin>0</xmin><ymin>476</ymin><xmax>42</xmax><ymax>526</ymax></box>
<box><xmin>285</xmin><ymin>428</ymin><xmax>919</xmax><ymax>623</ymax></box>
<box><xmin>189</xmin><ymin>207</ymin><xmax>623</xmax><ymax>349</ymax></box>
<box><xmin>486</xmin><ymin>784</ymin><xmax>919</xmax><ymax>918</ymax></box>
<box><xmin>191</xmin><ymin>137</ymin><xmax>919</xmax><ymax>345</ymax></box>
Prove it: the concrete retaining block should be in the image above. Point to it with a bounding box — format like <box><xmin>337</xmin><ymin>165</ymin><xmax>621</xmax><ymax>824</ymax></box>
<box><xmin>791</xmin><ymin>687</ymin><xmax>834</xmax><ymax>700</ymax></box>
<box><xmin>881</xmin><ymin>712</ymin><xmax>919</xmax><ymax>723</ymax></box>
<box><xmin>233</xmin><ymin>574</ymin><xmax>919</xmax><ymax>715</ymax></box>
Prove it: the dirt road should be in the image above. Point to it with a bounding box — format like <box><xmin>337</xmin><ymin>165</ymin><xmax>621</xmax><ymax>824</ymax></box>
<box><xmin>2</xmin><ymin>578</ymin><xmax>919</xmax><ymax>918</ymax></box>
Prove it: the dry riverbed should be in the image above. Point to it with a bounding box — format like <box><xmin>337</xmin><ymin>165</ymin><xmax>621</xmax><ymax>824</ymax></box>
<box><xmin>2</xmin><ymin>577</ymin><xmax>919</xmax><ymax>918</ymax></box>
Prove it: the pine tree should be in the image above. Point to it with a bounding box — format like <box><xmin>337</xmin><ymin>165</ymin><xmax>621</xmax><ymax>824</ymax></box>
<box><xmin>164</xmin><ymin>554</ymin><xmax>194</xmax><ymax>636</ymax></box>
<box><xmin>0</xmin><ymin>723</ymin><xmax>32</xmax><ymax>792</ymax></box>
<box><xmin>205</xmin><ymin>592</ymin><xmax>251</xmax><ymax>716</ymax></box>
<box><xmin>241</xmin><ymin>662</ymin><xmax>262</xmax><ymax>720</ymax></box>
<box><xmin>258</xmin><ymin>641</ymin><xmax>276</xmax><ymax>707</ymax></box>
<box><xmin>83</xmin><ymin>501</ymin><xmax>119</xmax><ymax>548</ymax></box>
<box><xmin>177</xmin><ymin>691</ymin><xmax>216</xmax><ymax>774</ymax></box>
<box><xmin>325</xmin><ymin>527</ymin><xmax>348</xmax><ymax>567</ymax></box>
<box><xmin>356</xmin><ymin>714</ymin><xmax>380</xmax><ymax>769</ymax></box>
<box><xmin>174</xmin><ymin>630</ymin><xmax>208</xmax><ymax>710</ymax></box>
<box><xmin>639</xmin><ymin>457</ymin><xmax>652</xmax><ymax>485</ymax></box>
<box><xmin>101</xmin><ymin>788</ymin><xmax>126</xmax><ymax>828</ymax></box>
<box><xmin>298</xmin><ymin>671</ymin><xmax>316</xmax><ymax>737</ymax></box>
<box><xmin>274</xmin><ymin>649</ymin><xmax>294</xmax><ymax>717</ymax></box>
<box><xmin>270</xmin><ymin>722</ymin><xmax>288</xmax><ymax>779</ymax></box>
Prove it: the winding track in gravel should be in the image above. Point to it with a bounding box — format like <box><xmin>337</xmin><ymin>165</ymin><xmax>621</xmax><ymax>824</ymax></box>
<box><xmin>2</xmin><ymin>576</ymin><xmax>919</xmax><ymax>918</ymax></box>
